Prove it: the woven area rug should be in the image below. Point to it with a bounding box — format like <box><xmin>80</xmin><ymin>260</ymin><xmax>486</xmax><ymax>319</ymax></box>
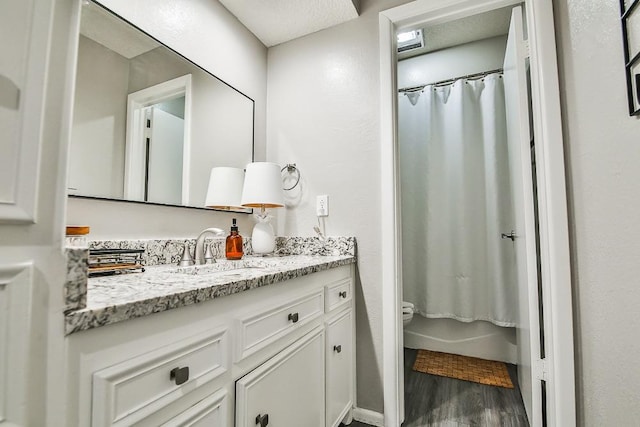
<box><xmin>412</xmin><ymin>349</ymin><xmax>514</xmax><ymax>389</ymax></box>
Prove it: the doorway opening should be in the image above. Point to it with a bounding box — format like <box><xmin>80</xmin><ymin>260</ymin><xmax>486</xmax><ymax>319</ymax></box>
<box><xmin>397</xmin><ymin>5</ymin><xmax>533</xmax><ymax>425</ymax></box>
<box><xmin>124</xmin><ymin>74</ymin><xmax>192</xmax><ymax>205</ymax></box>
<box><xmin>379</xmin><ymin>1</ymin><xmax>575</xmax><ymax>427</ymax></box>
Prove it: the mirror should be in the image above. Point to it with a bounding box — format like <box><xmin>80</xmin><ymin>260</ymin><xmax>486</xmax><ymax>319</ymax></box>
<box><xmin>68</xmin><ymin>0</ymin><xmax>254</xmax><ymax>211</ymax></box>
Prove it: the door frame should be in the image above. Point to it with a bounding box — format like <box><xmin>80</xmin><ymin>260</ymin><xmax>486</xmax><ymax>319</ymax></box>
<box><xmin>378</xmin><ymin>1</ymin><xmax>575</xmax><ymax>426</ymax></box>
<box><xmin>124</xmin><ymin>74</ymin><xmax>192</xmax><ymax>205</ymax></box>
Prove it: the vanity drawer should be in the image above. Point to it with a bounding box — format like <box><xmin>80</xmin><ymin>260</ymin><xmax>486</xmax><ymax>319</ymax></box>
<box><xmin>92</xmin><ymin>327</ymin><xmax>229</xmax><ymax>427</ymax></box>
<box><xmin>235</xmin><ymin>290</ymin><xmax>323</xmax><ymax>361</ymax></box>
<box><xmin>324</xmin><ymin>278</ymin><xmax>352</xmax><ymax>313</ymax></box>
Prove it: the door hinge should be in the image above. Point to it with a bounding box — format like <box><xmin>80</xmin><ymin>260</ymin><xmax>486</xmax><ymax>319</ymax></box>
<box><xmin>535</xmin><ymin>358</ymin><xmax>548</xmax><ymax>381</ymax></box>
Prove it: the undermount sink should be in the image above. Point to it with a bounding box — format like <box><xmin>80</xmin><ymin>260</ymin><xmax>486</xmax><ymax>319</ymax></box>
<box><xmin>171</xmin><ymin>260</ymin><xmax>274</xmax><ymax>276</ymax></box>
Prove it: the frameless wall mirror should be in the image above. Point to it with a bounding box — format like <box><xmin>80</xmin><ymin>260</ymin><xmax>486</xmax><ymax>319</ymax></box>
<box><xmin>68</xmin><ymin>0</ymin><xmax>254</xmax><ymax>212</ymax></box>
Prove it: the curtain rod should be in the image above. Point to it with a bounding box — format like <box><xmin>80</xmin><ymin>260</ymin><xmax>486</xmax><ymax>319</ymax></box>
<box><xmin>398</xmin><ymin>68</ymin><xmax>504</xmax><ymax>93</ymax></box>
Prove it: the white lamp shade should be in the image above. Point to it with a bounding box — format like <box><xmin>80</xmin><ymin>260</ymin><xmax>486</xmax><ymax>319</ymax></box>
<box><xmin>205</xmin><ymin>167</ymin><xmax>245</xmax><ymax>209</ymax></box>
<box><xmin>240</xmin><ymin>162</ymin><xmax>285</xmax><ymax>208</ymax></box>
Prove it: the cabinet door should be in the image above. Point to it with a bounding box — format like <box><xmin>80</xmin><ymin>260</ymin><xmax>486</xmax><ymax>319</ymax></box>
<box><xmin>236</xmin><ymin>327</ymin><xmax>325</xmax><ymax>427</ymax></box>
<box><xmin>160</xmin><ymin>389</ymin><xmax>228</xmax><ymax>427</ymax></box>
<box><xmin>326</xmin><ymin>310</ymin><xmax>354</xmax><ymax>427</ymax></box>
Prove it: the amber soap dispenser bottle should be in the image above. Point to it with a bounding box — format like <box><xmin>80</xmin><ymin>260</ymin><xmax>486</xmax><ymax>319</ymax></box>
<box><xmin>225</xmin><ymin>218</ymin><xmax>243</xmax><ymax>260</ymax></box>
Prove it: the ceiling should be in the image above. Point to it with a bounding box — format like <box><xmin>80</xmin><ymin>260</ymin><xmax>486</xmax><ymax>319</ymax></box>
<box><xmin>80</xmin><ymin>2</ymin><xmax>160</xmax><ymax>59</ymax></box>
<box><xmin>398</xmin><ymin>7</ymin><xmax>513</xmax><ymax>60</ymax></box>
<box><xmin>218</xmin><ymin>0</ymin><xmax>360</xmax><ymax>47</ymax></box>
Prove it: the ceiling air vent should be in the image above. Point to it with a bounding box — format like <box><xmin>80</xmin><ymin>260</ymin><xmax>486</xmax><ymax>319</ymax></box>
<box><xmin>397</xmin><ymin>29</ymin><xmax>424</xmax><ymax>53</ymax></box>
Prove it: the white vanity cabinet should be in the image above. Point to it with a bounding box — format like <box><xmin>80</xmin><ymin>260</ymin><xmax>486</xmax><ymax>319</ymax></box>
<box><xmin>65</xmin><ymin>264</ymin><xmax>355</xmax><ymax>427</ymax></box>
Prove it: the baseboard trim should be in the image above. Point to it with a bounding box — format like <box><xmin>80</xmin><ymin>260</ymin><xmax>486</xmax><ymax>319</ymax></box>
<box><xmin>352</xmin><ymin>407</ymin><xmax>384</xmax><ymax>426</ymax></box>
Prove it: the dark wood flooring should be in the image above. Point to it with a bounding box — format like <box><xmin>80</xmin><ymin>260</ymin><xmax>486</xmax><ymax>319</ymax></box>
<box><xmin>343</xmin><ymin>348</ymin><xmax>529</xmax><ymax>427</ymax></box>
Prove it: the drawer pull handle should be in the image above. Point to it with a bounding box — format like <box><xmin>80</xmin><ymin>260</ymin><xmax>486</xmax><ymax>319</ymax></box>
<box><xmin>169</xmin><ymin>366</ymin><xmax>190</xmax><ymax>385</ymax></box>
<box><xmin>339</xmin><ymin>291</ymin><xmax>347</xmax><ymax>298</ymax></box>
<box><xmin>288</xmin><ymin>312</ymin><xmax>299</xmax><ymax>323</ymax></box>
<box><xmin>334</xmin><ymin>345</ymin><xmax>342</xmax><ymax>353</ymax></box>
<box><xmin>256</xmin><ymin>413</ymin><xmax>269</xmax><ymax>426</ymax></box>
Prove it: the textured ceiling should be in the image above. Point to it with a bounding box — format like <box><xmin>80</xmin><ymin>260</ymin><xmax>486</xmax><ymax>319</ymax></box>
<box><xmin>218</xmin><ymin>0</ymin><xmax>359</xmax><ymax>47</ymax></box>
<box><xmin>80</xmin><ymin>2</ymin><xmax>160</xmax><ymax>59</ymax></box>
<box><xmin>399</xmin><ymin>7</ymin><xmax>513</xmax><ymax>60</ymax></box>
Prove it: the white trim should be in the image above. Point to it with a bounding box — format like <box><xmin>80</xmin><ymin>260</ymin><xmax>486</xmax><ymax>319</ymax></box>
<box><xmin>379</xmin><ymin>1</ymin><xmax>575</xmax><ymax>426</ymax></box>
<box><xmin>124</xmin><ymin>74</ymin><xmax>192</xmax><ymax>204</ymax></box>
<box><xmin>352</xmin><ymin>407</ymin><xmax>384</xmax><ymax>427</ymax></box>
<box><xmin>378</xmin><ymin>11</ymin><xmax>403</xmax><ymax>427</ymax></box>
<box><xmin>525</xmin><ymin>2</ymin><xmax>576</xmax><ymax>425</ymax></box>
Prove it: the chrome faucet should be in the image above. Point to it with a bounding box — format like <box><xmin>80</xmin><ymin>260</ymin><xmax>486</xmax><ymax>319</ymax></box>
<box><xmin>194</xmin><ymin>227</ymin><xmax>225</xmax><ymax>265</ymax></box>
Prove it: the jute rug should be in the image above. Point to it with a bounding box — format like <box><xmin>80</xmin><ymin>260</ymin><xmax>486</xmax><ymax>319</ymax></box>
<box><xmin>412</xmin><ymin>349</ymin><xmax>514</xmax><ymax>389</ymax></box>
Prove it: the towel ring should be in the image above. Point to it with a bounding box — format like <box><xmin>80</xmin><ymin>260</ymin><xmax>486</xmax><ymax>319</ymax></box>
<box><xmin>281</xmin><ymin>163</ymin><xmax>301</xmax><ymax>191</ymax></box>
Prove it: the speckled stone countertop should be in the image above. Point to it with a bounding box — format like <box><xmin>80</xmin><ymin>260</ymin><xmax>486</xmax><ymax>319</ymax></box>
<box><xmin>65</xmin><ymin>254</ymin><xmax>355</xmax><ymax>335</ymax></box>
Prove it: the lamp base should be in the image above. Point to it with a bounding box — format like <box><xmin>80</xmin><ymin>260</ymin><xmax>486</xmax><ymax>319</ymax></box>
<box><xmin>251</xmin><ymin>221</ymin><xmax>276</xmax><ymax>255</ymax></box>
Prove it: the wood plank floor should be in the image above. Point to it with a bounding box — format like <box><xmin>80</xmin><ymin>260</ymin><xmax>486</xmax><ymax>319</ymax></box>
<box><xmin>343</xmin><ymin>348</ymin><xmax>529</xmax><ymax>427</ymax></box>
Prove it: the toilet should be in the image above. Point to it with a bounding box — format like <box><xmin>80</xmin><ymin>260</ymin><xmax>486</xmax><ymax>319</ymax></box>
<box><xmin>402</xmin><ymin>301</ymin><xmax>414</xmax><ymax>327</ymax></box>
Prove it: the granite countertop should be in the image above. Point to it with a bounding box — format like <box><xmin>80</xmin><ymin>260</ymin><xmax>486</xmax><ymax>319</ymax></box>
<box><xmin>65</xmin><ymin>254</ymin><xmax>355</xmax><ymax>335</ymax></box>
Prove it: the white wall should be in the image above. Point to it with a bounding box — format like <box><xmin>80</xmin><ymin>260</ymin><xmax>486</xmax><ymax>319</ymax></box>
<box><xmin>266</xmin><ymin>0</ymin><xmax>412</xmax><ymax>412</ymax></box>
<box><xmin>398</xmin><ymin>35</ymin><xmax>507</xmax><ymax>89</ymax></box>
<box><xmin>69</xmin><ymin>36</ymin><xmax>129</xmax><ymax>198</ymax></box>
<box><xmin>553</xmin><ymin>1</ymin><xmax>640</xmax><ymax>425</ymax></box>
<box><xmin>66</xmin><ymin>0</ymin><xmax>267</xmax><ymax>239</ymax></box>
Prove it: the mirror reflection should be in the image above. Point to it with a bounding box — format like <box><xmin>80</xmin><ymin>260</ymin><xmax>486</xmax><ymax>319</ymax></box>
<box><xmin>68</xmin><ymin>1</ymin><xmax>254</xmax><ymax>210</ymax></box>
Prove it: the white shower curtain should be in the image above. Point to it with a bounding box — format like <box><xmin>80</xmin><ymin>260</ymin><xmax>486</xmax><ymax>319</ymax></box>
<box><xmin>399</xmin><ymin>74</ymin><xmax>518</xmax><ymax>327</ymax></box>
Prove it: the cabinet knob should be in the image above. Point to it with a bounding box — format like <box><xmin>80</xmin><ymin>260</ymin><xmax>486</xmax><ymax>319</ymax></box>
<box><xmin>333</xmin><ymin>345</ymin><xmax>342</xmax><ymax>353</ymax></box>
<box><xmin>339</xmin><ymin>291</ymin><xmax>347</xmax><ymax>298</ymax></box>
<box><xmin>288</xmin><ymin>312</ymin><xmax>299</xmax><ymax>323</ymax></box>
<box><xmin>256</xmin><ymin>413</ymin><xmax>269</xmax><ymax>426</ymax></box>
<box><xmin>169</xmin><ymin>366</ymin><xmax>190</xmax><ymax>385</ymax></box>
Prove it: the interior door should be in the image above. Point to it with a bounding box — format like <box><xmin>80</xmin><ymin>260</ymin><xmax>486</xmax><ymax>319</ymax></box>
<box><xmin>503</xmin><ymin>5</ymin><xmax>543</xmax><ymax>426</ymax></box>
<box><xmin>146</xmin><ymin>107</ymin><xmax>185</xmax><ymax>205</ymax></box>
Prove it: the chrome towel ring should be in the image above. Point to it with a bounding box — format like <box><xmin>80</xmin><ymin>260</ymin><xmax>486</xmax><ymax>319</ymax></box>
<box><xmin>281</xmin><ymin>163</ymin><xmax>301</xmax><ymax>191</ymax></box>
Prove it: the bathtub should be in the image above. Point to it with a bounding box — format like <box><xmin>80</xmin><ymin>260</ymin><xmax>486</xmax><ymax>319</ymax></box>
<box><xmin>403</xmin><ymin>315</ymin><xmax>517</xmax><ymax>363</ymax></box>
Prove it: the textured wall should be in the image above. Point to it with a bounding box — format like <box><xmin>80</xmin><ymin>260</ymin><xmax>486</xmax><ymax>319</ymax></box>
<box><xmin>266</xmin><ymin>0</ymin><xmax>412</xmax><ymax>412</ymax></box>
<box><xmin>554</xmin><ymin>0</ymin><xmax>640</xmax><ymax>424</ymax></box>
<box><xmin>66</xmin><ymin>0</ymin><xmax>266</xmax><ymax>239</ymax></box>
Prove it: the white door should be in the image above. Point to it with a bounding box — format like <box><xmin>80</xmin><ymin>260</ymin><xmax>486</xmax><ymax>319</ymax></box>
<box><xmin>146</xmin><ymin>107</ymin><xmax>185</xmax><ymax>205</ymax></box>
<box><xmin>0</xmin><ymin>0</ymin><xmax>73</xmax><ymax>425</ymax></box>
<box><xmin>503</xmin><ymin>6</ymin><xmax>542</xmax><ymax>426</ymax></box>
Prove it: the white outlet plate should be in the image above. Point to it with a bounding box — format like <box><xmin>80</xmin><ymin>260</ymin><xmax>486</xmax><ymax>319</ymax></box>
<box><xmin>317</xmin><ymin>195</ymin><xmax>329</xmax><ymax>217</ymax></box>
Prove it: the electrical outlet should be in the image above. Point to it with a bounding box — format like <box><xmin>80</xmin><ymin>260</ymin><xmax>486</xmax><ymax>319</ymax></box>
<box><xmin>316</xmin><ymin>195</ymin><xmax>329</xmax><ymax>217</ymax></box>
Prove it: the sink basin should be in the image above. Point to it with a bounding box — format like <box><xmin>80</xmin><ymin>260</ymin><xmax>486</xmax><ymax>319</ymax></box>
<box><xmin>171</xmin><ymin>262</ymin><xmax>271</xmax><ymax>276</ymax></box>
